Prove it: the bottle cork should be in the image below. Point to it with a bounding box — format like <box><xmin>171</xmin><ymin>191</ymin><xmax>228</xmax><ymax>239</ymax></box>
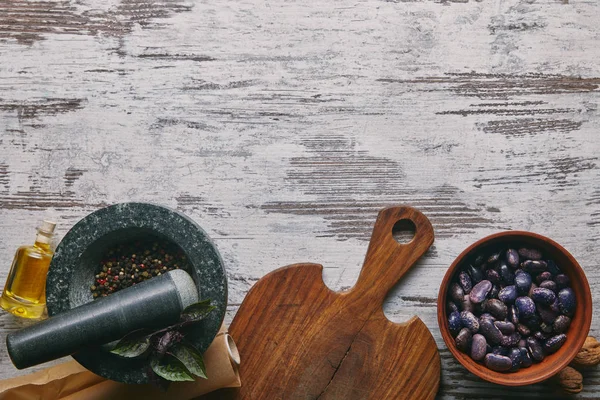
<box><xmin>39</xmin><ymin>221</ymin><xmax>57</xmax><ymax>234</ymax></box>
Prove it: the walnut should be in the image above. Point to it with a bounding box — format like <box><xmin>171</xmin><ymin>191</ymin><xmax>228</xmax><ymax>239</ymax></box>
<box><xmin>555</xmin><ymin>366</ymin><xmax>583</xmax><ymax>394</ymax></box>
<box><xmin>571</xmin><ymin>336</ymin><xmax>600</xmax><ymax>369</ymax></box>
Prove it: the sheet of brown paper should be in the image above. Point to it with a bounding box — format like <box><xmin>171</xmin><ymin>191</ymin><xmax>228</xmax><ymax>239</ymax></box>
<box><xmin>0</xmin><ymin>325</ymin><xmax>240</xmax><ymax>400</ymax></box>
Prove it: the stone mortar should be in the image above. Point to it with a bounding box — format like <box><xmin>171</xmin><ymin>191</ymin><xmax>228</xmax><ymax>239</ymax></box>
<box><xmin>46</xmin><ymin>202</ymin><xmax>227</xmax><ymax>384</ymax></box>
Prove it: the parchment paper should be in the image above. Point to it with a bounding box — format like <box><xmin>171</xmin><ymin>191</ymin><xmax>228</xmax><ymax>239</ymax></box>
<box><xmin>0</xmin><ymin>324</ymin><xmax>240</xmax><ymax>400</ymax></box>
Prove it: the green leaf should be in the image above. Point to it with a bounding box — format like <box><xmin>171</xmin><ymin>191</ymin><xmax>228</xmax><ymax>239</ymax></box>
<box><xmin>110</xmin><ymin>330</ymin><xmax>151</xmax><ymax>358</ymax></box>
<box><xmin>171</xmin><ymin>343</ymin><xmax>207</xmax><ymax>379</ymax></box>
<box><xmin>180</xmin><ymin>299</ymin><xmax>216</xmax><ymax>323</ymax></box>
<box><xmin>150</xmin><ymin>355</ymin><xmax>195</xmax><ymax>382</ymax></box>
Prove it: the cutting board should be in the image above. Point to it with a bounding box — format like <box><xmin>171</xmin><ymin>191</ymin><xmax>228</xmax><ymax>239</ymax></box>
<box><xmin>228</xmin><ymin>206</ymin><xmax>440</xmax><ymax>399</ymax></box>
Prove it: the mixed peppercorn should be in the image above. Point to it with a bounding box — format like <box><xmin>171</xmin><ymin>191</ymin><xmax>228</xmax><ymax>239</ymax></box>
<box><xmin>91</xmin><ymin>240</ymin><xmax>191</xmax><ymax>298</ymax></box>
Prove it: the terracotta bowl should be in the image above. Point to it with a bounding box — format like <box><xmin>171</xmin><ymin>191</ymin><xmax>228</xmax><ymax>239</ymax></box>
<box><xmin>437</xmin><ymin>231</ymin><xmax>592</xmax><ymax>386</ymax></box>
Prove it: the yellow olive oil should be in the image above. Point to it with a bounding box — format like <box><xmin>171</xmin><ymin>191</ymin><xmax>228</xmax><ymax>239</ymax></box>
<box><xmin>0</xmin><ymin>221</ymin><xmax>56</xmax><ymax>319</ymax></box>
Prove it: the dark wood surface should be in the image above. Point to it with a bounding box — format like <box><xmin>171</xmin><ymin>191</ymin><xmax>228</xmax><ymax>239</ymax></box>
<box><xmin>228</xmin><ymin>207</ymin><xmax>439</xmax><ymax>399</ymax></box>
<box><xmin>1</xmin><ymin>0</ymin><xmax>599</xmax><ymax>398</ymax></box>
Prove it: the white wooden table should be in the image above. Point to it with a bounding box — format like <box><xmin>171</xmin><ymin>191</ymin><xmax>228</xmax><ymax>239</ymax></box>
<box><xmin>1</xmin><ymin>0</ymin><xmax>599</xmax><ymax>398</ymax></box>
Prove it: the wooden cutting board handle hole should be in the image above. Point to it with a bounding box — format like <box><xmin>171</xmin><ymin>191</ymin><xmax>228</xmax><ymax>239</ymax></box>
<box><xmin>392</xmin><ymin>218</ymin><xmax>417</xmax><ymax>244</ymax></box>
<box><xmin>351</xmin><ymin>206</ymin><xmax>434</xmax><ymax>305</ymax></box>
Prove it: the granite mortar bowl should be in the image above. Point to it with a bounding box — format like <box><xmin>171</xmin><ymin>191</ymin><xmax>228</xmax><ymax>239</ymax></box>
<box><xmin>437</xmin><ymin>231</ymin><xmax>592</xmax><ymax>386</ymax></box>
<box><xmin>46</xmin><ymin>203</ymin><xmax>227</xmax><ymax>384</ymax></box>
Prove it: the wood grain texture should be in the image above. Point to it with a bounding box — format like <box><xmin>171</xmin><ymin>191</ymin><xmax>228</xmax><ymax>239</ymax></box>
<box><xmin>322</xmin><ymin>312</ymin><xmax>439</xmax><ymax>400</ymax></box>
<box><xmin>0</xmin><ymin>0</ymin><xmax>599</xmax><ymax>398</ymax></box>
<box><xmin>228</xmin><ymin>206</ymin><xmax>439</xmax><ymax>399</ymax></box>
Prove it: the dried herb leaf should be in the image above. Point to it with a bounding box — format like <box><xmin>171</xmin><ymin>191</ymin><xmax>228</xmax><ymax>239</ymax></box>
<box><xmin>171</xmin><ymin>343</ymin><xmax>207</xmax><ymax>379</ymax></box>
<box><xmin>112</xmin><ymin>299</ymin><xmax>215</xmax><ymax>382</ymax></box>
<box><xmin>110</xmin><ymin>330</ymin><xmax>151</xmax><ymax>358</ymax></box>
<box><xmin>150</xmin><ymin>355</ymin><xmax>195</xmax><ymax>382</ymax></box>
<box><xmin>155</xmin><ymin>331</ymin><xmax>184</xmax><ymax>357</ymax></box>
<box><xmin>180</xmin><ymin>300</ymin><xmax>216</xmax><ymax>323</ymax></box>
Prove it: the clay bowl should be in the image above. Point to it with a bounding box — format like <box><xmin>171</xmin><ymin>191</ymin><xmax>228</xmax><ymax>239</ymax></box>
<box><xmin>437</xmin><ymin>231</ymin><xmax>592</xmax><ymax>386</ymax></box>
<box><xmin>46</xmin><ymin>203</ymin><xmax>227</xmax><ymax>384</ymax></box>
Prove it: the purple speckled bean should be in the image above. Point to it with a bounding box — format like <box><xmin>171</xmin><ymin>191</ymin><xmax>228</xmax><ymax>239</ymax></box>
<box><xmin>480</xmin><ymin>313</ymin><xmax>495</xmax><ymax>321</ymax></box>
<box><xmin>528</xmin><ymin>283</ymin><xmax>538</xmax><ymax>298</ymax></box>
<box><xmin>470</xmin><ymin>280</ymin><xmax>492</xmax><ymax>304</ymax></box>
<box><xmin>494</xmin><ymin>321</ymin><xmax>515</xmax><ymax>335</ymax></box>
<box><xmin>509</xmin><ymin>305</ymin><xmax>519</xmax><ymax>325</ymax></box>
<box><xmin>484</xmin><ymin>354</ymin><xmax>512</xmax><ymax>372</ymax></box>
<box><xmin>468</xmin><ymin>264</ymin><xmax>484</xmax><ymax>284</ymax></box>
<box><xmin>492</xmin><ymin>346</ymin><xmax>509</xmax><ymax>356</ymax></box>
<box><xmin>526</xmin><ymin>337</ymin><xmax>545</xmax><ymax>362</ymax></box>
<box><xmin>520</xmin><ymin>347</ymin><xmax>533</xmax><ymax>368</ymax></box>
<box><xmin>536</xmin><ymin>271</ymin><xmax>552</xmax><ymax>284</ymax></box>
<box><xmin>448</xmin><ymin>311</ymin><xmax>463</xmax><ymax>336</ymax></box>
<box><xmin>515</xmin><ymin>272</ymin><xmax>532</xmax><ymax>295</ymax></box>
<box><xmin>536</xmin><ymin>303</ymin><xmax>558</xmax><ymax>324</ymax></box>
<box><xmin>509</xmin><ymin>347</ymin><xmax>522</xmax><ymax>371</ymax></box>
<box><xmin>450</xmin><ymin>283</ymin><xmax>464</xmax><ymax>304</ymax></box>
<box><xmin>550</xmin><ymin>297</ymin><xmax>561</xmax><ymax>314</ymax></box>
<box><xmin>539</xmin><ymin>280</ymin><xmax>557</xmax><ymax>292</ymax></box>
<box><xmin>531</xmin><ymin>287</ymin><xmax>556</xmax><ymax>306</ymax></box>
<box><xmin>458</xmin><ymin>270</ymin><xmax>473</xmax><ymax>294</ymax></box>
<box><xmin>518</xmin><ymin>248</ymin><xmax>542</xmax><ymax>260</ymax></box>
<box><xmin>517</xmin><ymin>323</ymin><xmax>531</xmax><ymax>337</ymax></box>
<box><xmin>498</xmin><ymin>285</ymin><xmax>517</xmax><ymax>304</ymax></box>
<box><xmin>486</xmin><ymin>269</ymin><xmax>502</xmax><ymax>285</ymax></box>
<box><xmin>480</xmin><ymin>318</ymin><xmax>503</xmax><ymax>345</ymax></box>
<box><xmin>487</xmin><ymin>252</ymin><xmax>501</xmax><ymax>264</ymax></box>
<box><xmin>501</xmin><ymin>332</ymin><xmax>521</xmax><ymax>347</ymax></box>
<box><xmin>460</xmin><ymin>311</ymin><xmax>480</xmax><ymax>333</ymax></box>
<box><xmin>499</xmin><ymin>262</ymin><xmax>515</xmax><ymax>285</ymax></box>
<box><xmin>455</xmin><ymin>328</ymin><xmax>472</xmax><ymax>353</ymax></box>
<box><xmin>523</xmin><ymin>260</ymin><xmax>547</xmax><ymax>274</ymax></box>
<box><xmin>544</xmin><ymin>334</ymin><xmax>567</xmax><ymax>354</ymax></box>
<box><xmin>506</xmin><ymin>249</ymin><xmax>519</xmax><ymax>268</ymax></box>
<box><xmin>558</xmin><ymin>288</ymin><xmax>576</xmax><ymax>317</ymax></box>
<box><xmin>484</xmin><ymin>299</ymin><xmax>507</xmax><ymax>320</ymax></box>
<box><xmin>471</xmin><ymin>334</ymin><xmax>487</xmax><ymax>361</ymax></box>
<box><xmin>447</xmin><ymin>301</ymin><xmax>459</xmax><ymax>314</ymax></box>
<box><xmin>515</xmin><ymin>296</ymin><xmax>536</xmax><ymax>320</ymax></box>
<box><xmin>553</xmin><ymin>315</ymin><xmax>571</xmax><ymax>334</ymax></box>
<box><xmin>555</xmin><ymin>274</ymin><xmax>570</xmax><ymax>290</ymax></box>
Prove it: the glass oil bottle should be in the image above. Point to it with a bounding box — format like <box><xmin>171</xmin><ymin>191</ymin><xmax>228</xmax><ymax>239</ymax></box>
<box><xmin>0</xmin><ymin>221</ymin><xmax>56</xmax><ymax>319</ymax></box>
